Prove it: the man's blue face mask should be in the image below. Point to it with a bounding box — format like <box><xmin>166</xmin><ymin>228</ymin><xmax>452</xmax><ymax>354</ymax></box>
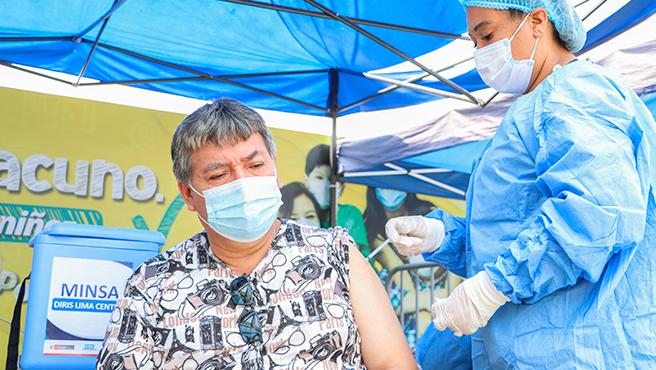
<box><xmin>190</xmin><ymin>174</ymin><xmax>282</xmax><ymax>243</ymax></box>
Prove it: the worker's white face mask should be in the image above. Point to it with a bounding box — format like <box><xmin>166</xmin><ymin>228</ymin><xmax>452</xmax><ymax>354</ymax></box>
<box><xmin>473</xmin><ymin>13</ymin><xmax>539</xmax><ymax>94</ymax></box>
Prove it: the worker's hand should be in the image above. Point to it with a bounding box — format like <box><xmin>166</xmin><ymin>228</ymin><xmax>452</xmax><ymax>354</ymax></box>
<box><xmin>431</xmin><ymin>271</ymin><xmax>510</xmax><ymax>336</ymax></box>
<box><xmin>385</xmin><ymin>216</ymin><xmax>445</xmax><ymax>257</ymax></box>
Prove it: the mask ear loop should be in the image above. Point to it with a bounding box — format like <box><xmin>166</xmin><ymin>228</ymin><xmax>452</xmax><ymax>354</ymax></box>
<box><xmin>509</xmin><ymin>12</ymin><xmax>540</xmax><ymax>62</ymax></box>
<box><xmin>188</xmin><ymin>184</ymin><xmax>205</xmax><ymax>198</ymax></box>
<box><xmin>529</xmin><ymin>37</ymin><xmax>540</xmax><ymax>60</ymax></box>
<box><xmin>187</xmin><ymin>183</ymin><xmax>224</xmax><ymax>236</ymax></box>
<box><xmin>509</xmin><ymin>12</ymin><xmax>531</xmax><ymax>43</ymax></box>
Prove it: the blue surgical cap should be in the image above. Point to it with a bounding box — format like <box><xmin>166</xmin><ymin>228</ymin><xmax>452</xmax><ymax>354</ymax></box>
<box><xmin>460</xmin><ymin>0</ymin><xmax>586</xmax><ymax>52</ymax></box>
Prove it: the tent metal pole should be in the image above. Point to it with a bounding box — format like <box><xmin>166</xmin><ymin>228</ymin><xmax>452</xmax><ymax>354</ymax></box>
<box><xmin>412</xmin><ymin>168</ymin><xmax>456</xmax><ymax>174</ymax></box>
<box><xmin>80</xmin><ymin>69</ymin><xmax>329</xmax><ymax>84</ymax></box>
<box><xmin>481</xmin><ymin>92</ymin><xmax>500</xmax><ymax>107</ymax></box>
<box><xmin>343</xmin><ymin>168</ymin><xmax>452</xmax><ymax>177</ymax></box>
<box><xmin>79</xmin><ymin>76</ymin><xmax>210</xmax><ymax>86</ymax></box>
<box><xmin>574</xmin><ymin>0</ymin><xmax>591</xmax><ymax>7</ymax></box>
<box><xmin>339</xmin><ymin>58</ymin><xmax>474</xmax><ymax>113</ymax></box>
<box><xmin>330</xmin><ymin>114</ymin><xmax>338</xmax><ymax>228</ymax></box>
<box><xmin>363</xmin><ymin>72</ymin><xmax>478</xmax><ymax>103</ymax></box>
<box><xmin>328</xmin><ymin>69</ymin><xmax>339</xmax><ymax>228</ymax></box>
<box><xmin>206</xmin><ymin>76</ymin><xmax>327</xmax><ymax>112</ymax></box>
<box><xmin>338</xmin><ymin>56</ymin><xmax>475</xmax><ymax>113</ymax></box>
<box><xmin>0</xmin><ymin>61</ymin><xmax>75</xmax><ymax>85</ymax></box>
<box><xmin>75</xmin><ymin>4</ymin><xmax>114</xmax><ymax>87</ymax></box>
<box><xmin>0</xmin><ymin>36</ymin><xmax>74</xmax><ymax>42</ymax></box>
<box><xmin>304</xmin><ymin>0</ymin><xmax>480</xmax><ymax>105</ymax></box>
<box><xmin>384</xmin><ymin>163</ymin><xmax>466</xmax><ymax>197</ymax></box>
<box><xmin>220</xmin><ymin>0</ymin><xmax>469</xmax><ymax>40</ymax></box>
<box><xmin>74</xmin><ymin>0</ymin><xmax>127</xmax><ymax>40</ymax></box>
<box><xmin>202</xmin><ymin>69</ymin><xmax>328</xmax><ymax>79</ymax></box>
<box><xmin>75</xmin><ymin>40</ymin><xmax>328</xmax><ymax>112</ymax></box>
<box><xmin>343</xmin><ymin>170</ymin><xmax>406</xmax><ymax>177</ymax></box>
<box><xmin>582</xmin><ymin>0</ymin><xmax>607</xmax><ymax>21</ymax></box>
<box><xmin>78</xmin><ymin>69</ymin><xmax>328</xmax><ymax>86</ymax></box>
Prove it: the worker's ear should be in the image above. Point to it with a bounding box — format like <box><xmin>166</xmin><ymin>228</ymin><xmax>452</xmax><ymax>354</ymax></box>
<box><xmin>529</xmin><ymin>7</ymin><xmax>549</xmax><ymax>38</ymax></box>
<box><xmin>178</xmin><ymin>181</ymin><xmax>197</xmax><ymax>212</ymax></box>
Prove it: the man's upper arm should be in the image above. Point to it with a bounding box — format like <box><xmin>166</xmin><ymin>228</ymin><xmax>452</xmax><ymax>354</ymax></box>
<box><xmin>348</xmin><ymin>242</ymin><xmax>417</xmax><ymax>370</ymax></box>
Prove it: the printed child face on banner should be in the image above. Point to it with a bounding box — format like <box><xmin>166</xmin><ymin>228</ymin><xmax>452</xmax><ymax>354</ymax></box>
<box><xmin>289</xmin><ymin>193</ymin><xmax>320</xmax><ymax>227</ymax></box>
<box><xmin>304</xmin><ymin>165</ymin><xmax>345</xmax><ymax>211</ymax></box>
<box><xmin>278</xmin><ymin>182</ymin><xmax>322</xmax><ymax>227</ymax></box>
<box><xmin>304</xmin><ymin>164</ymin><xmax>331</xmax><ymax>210</ymax></box>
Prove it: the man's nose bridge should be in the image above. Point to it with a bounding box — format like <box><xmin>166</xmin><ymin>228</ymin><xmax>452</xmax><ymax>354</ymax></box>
<box><xmin>233</xmin><ymin>165</ymin><xmax>248</xmax><ymax>179</ymax></box>
<box><xmin>233</xmin><ymin>162</ymin><xmax>260</xmax><ymax>180</ymax></box>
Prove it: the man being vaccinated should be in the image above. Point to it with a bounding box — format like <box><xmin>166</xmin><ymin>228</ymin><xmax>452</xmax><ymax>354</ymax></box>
<box><xmin>97</xmin><ymin>98</ymin><xmax>415</xmax><ymax>370</ymax></box>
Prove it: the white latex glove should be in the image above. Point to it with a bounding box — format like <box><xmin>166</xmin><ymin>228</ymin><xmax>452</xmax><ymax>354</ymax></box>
<box><xmin>384</xmin><ymin>216</ymin><xmax>445</xmax><ymax>257</ymax></box>
<box><xmin>431</xmin><ymin>271</ymin><xmax>510</xmax><ymax>336</ymax></box>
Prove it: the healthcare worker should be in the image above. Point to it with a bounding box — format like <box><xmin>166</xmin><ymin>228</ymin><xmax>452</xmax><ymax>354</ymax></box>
<box><xmin>385</xmin><ymin>0</ymin><xmax>656</xmax><ymax>368</ymax></box>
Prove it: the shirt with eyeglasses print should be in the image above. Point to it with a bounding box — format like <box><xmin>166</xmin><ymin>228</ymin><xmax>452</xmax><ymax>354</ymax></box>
<box><xmin>96</xmin><ymin>219</ymin><xmax>364</xmax><ymax>370</ymax></box>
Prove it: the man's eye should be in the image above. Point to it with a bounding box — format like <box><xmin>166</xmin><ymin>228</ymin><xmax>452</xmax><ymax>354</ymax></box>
<box><xmin>482</xmin><ymin>33</ymin><xmax>492</xmax><ymax>41</ymax></box>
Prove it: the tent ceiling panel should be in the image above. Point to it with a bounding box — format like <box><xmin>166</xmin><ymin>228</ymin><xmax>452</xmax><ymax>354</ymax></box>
<box><xmin>1</xmin><ymin>0</ymin><xmax>653</xmax><ymax>116</ymax></box>
<box><xmin>0</xmin><ymin>0</ymin><xmax>473</xmax><ymax>115</ymax></box>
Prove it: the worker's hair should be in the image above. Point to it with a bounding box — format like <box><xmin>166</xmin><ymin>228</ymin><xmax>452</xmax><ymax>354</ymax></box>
<box><xmin>171</xmin><ymin>98</ymin><xmax>276</xmax><ymax>184</ymax></box>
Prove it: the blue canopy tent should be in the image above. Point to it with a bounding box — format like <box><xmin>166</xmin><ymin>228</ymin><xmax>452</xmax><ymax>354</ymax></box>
<box><xmin>0</xmin><ymin>0</ymin><xmax>481</xmax><ymax>224</ymax></box>
<box><xmin>1</xmin><ymin>0</ymin><xmax>655</xmax><ymax>207</ymax></box>
<box><xmin>0</xmin><ymin>0</ymin><xmax>483</xmax><ymax>114</ymax></box>
<box><xmin>338</xmin><ymin>35</ymin><xmax>656</xmax><ymax>199</ymax></box>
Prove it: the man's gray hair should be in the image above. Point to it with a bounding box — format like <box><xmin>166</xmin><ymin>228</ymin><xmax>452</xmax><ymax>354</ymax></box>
<box><xmin>171</xmin><ymin>98</ymin><xmax>276</xmax><ymax>184</ymax></box>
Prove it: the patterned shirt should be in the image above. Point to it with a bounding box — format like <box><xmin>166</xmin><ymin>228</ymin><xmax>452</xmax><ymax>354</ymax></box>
<box><xmin>96</xmin><ymin>219</ymin><xmax>364</xmax><ymax>370</ymax></box>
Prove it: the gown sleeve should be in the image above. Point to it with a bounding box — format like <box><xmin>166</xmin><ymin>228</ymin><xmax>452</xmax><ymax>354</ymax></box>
<box><xmin>486</xmin><ymin>74</ymin><xmax>651</xmax><ymax>304</ymax></box>
<box><xmin>422</xmin><ymin>208</ymin><xmax>468</xmax><ymax>277</ymax></box>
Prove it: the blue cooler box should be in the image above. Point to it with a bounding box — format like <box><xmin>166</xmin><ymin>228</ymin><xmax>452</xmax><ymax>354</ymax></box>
<box><xmin>21</xmin><ymin>223</ymin><xmax>165</xmax><ymax>370</ymax></box>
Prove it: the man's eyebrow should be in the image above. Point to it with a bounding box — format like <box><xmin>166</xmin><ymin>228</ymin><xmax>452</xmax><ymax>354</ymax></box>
<box><xmin>201</xmin><ymin>149</ymin><xmax>265</xmax><ymax>174</ymax></box>
<box><xmin>242</xmin><ymin>149</ymin><xmax>263</xmax><ymax>162</ymax></box>
<box><xmin>203</xmin><ymin>162</ymin><xmax>227</xmax><ymax>174</ymax></box>
<box><xmin>474</xmin><ymin>20</ymin><xmax>491</xmax><ymax>33</ymax></box>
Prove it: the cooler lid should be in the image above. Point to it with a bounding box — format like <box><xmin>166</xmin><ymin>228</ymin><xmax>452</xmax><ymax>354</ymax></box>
<box><xmin>28</xmin><ymin>223</ymin><xmax>166</xmax><ymax>248</ymax></box>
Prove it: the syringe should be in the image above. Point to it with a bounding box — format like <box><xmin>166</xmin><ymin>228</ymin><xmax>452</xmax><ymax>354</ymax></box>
<box><xmin>365</xmin><ymin>238</ymin><xmax>391</xmax><ymax>261</ymax></box>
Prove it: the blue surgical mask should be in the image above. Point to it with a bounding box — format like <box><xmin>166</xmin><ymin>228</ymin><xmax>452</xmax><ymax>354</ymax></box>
<box><xmin>190</xmin><ymin>175</ymin><xmax>282</xmax><ymax>243</ymax></box>
<box><xmin>296</xmin><ymin>217</ymin><xmax>320</xmax><ymax>228</ymax></box>
<box><xmin>376</xmin><ymin>188</ymin><xmax>407</xmax><ymax>211</ymax></box>
<box><xmin>307</xmin><ymin>178</ymin><xmax>331</xmax><ymax>210</ymax></box>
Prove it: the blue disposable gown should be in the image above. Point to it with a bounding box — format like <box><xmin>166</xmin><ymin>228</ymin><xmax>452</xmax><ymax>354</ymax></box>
<box><xmin>415</xmin><ymin>325</ymin><xmax>472</xmax><ymax>370</ymax></box>
<box><xmin>423</xmin><ymin>60</ymin><xmax>656</xmax><ymax>369</ymax></box>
